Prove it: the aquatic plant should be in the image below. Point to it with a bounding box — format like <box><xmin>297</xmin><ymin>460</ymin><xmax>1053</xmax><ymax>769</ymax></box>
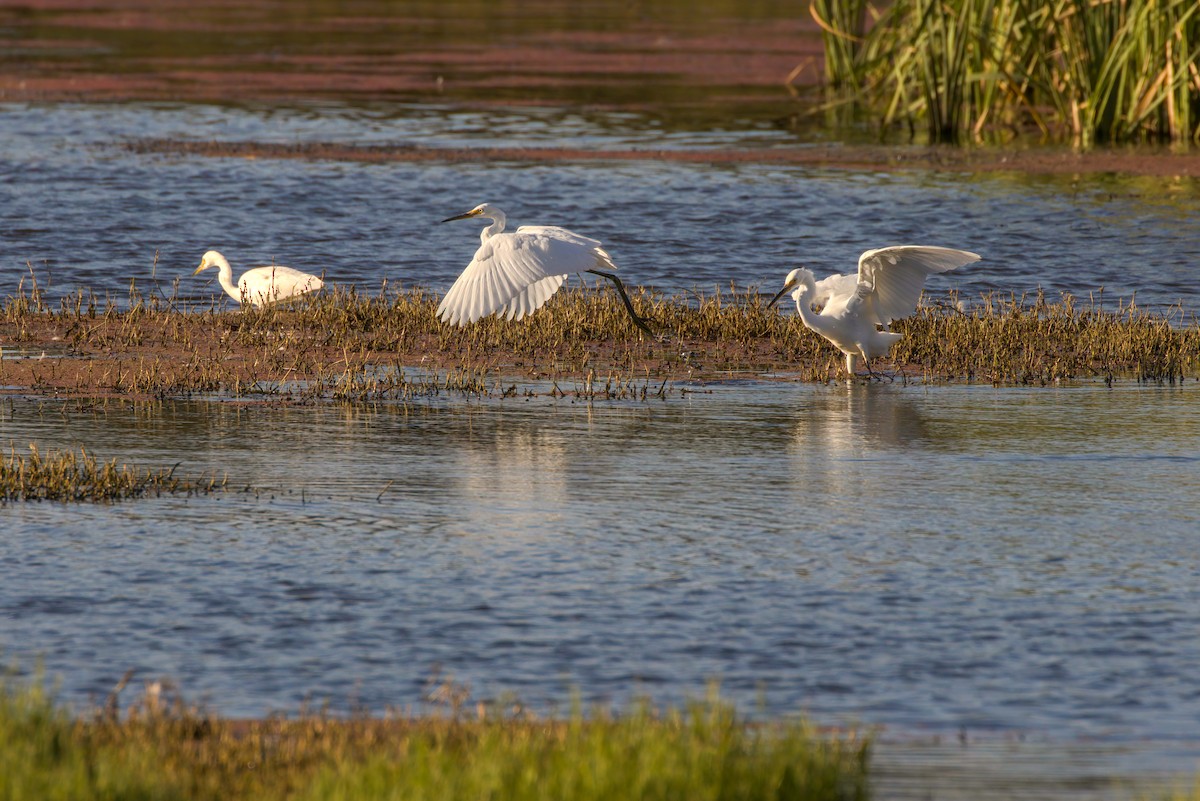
<box><xmin>0</xmin><ymin>444</ymin><xmax>225</xmax><ymax>503</ymax></box>
<box><xmin>0</xmin><ymin>676</ymin><xmax>868</xmax><ymax>801</ymax></box>
<box><xmin>809</xmin><ymin>0</ymin><xmax>1200</xmax><ymax>145</ymax></box>
<box><xmin>893</xmin><ymin>290</ymin><xmax>1200</xmax><ymax>384</ymax></box>
<box><xmin>3</xmin><ymin>281</ymin><xmax>1198</xmax><ymax>398</ymax></box>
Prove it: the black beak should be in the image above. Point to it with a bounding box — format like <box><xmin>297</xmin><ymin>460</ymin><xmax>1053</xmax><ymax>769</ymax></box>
<box><xmin>767</xmin><ymin>282</ymin><xmax>795</xmax><ymax>309</ymax></box>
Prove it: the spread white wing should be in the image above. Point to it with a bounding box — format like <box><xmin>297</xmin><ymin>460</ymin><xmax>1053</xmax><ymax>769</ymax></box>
<box><xmin>852</xmin><ymin>245</ymin><xmax>980</xmax><ymax>324</ymax></box>
<box><xmin>438</xmin><ymin>225</ymin><xmax>616</xmax><ymax>325</ymax></box>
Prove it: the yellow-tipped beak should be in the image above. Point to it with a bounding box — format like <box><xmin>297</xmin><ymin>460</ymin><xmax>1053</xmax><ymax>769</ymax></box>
<box><xmin>192</xmin><ymin>263</ymin><xmax>208</xmax><ymax>276</ymax></box>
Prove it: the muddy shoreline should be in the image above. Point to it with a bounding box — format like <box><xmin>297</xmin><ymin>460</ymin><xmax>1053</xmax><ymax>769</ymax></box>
<box><xmin>127</xmin><ymin>137</ymin><xmax>1200</xmax><ymax>178</ymax></box>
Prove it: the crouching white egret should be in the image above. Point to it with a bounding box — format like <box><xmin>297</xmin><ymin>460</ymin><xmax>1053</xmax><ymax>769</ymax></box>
<box><xmin>769</xmin><ymin>245</ymin><xmax>981</xmax><ymax>375</ymax></box>
<box><xmin>437</xmin><ymin>203</ymin><xmax>652</xmax><ymax>334</ymax></box>
<box><xmin>193</xmin><ymin>250</ymin><xmax>324</xmax><ymax>307</ymax></box>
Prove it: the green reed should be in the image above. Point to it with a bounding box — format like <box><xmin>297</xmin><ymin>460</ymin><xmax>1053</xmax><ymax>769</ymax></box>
<box><xmin>810</xmin><ymin>0</ymin><xmax>1200</xmax><ymax>145</ymax></box>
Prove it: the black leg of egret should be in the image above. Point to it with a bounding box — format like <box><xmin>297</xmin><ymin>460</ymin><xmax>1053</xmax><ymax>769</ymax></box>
<box><xmin>586</xmin><ymin>269</ymin><xmax>653</xmax><ymax>335</ymax></box>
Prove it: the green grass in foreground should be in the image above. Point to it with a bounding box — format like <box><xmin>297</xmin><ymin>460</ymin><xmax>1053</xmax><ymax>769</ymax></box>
<box><xmin>0</xmin><ymin>678</ymin><xmax>869</xmax><ymax>801</ymax></box>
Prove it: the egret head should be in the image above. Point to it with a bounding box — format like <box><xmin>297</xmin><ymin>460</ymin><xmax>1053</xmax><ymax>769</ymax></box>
<box><xmin>441</xmin><ymin>203</ymin><xmax>500</xmax><ymax>223</ymax></box>
<box><xmin>193</xmin><ymin>250</ymin><xmax>225</xmax><ymax>276</ymax></box>
<box><xmin>767</xmin><ymin>267</ymin><xmax>815</xmax><ymax>309</ymax></box>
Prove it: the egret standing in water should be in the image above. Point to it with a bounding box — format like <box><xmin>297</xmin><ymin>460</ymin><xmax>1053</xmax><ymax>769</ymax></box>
<box><xmin>769</xmin><ymin>245</ymin><xmax>980</xmax><ymax>375</ymax></box>
<box><xmin>437</xmin><ymin>203</ymin><xmax>652</xmax><ymax>334</ymax></box>
<box><xmin>193</xmin><ymin>250</ymin><xmax>324</xmax><ymax>307</ymax></box>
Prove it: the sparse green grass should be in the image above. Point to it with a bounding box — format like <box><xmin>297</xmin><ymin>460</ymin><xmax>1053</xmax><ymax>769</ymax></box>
<box><xmin>0</xmin><ymin>677</ymin><xmax>869</xmax><ymax>801</ymax></box>
<box><xmin>0</xmin><ymin>444</ymin><xmax>226</xmax><ymax>504</ymax></box>
<box><xmin>3</xmin><ymin>281</ymin><xmax>1198</xmax><ymax>399</ymax></box>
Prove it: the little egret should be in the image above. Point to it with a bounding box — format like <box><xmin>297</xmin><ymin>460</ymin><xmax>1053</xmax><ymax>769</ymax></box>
<box><xmin>192</xmin><ymin>250</ymin><xmax>324</xmax><ymax>307</ymax></box>
<box><xmin>438</xmin><ymin>203</ymin><xmax>652</xmax><ymax>334</ymax></box>
<box><xmin>769</xmin><ymin>245</ymin><xmax>981</xmax><ymax>375</ymax></box>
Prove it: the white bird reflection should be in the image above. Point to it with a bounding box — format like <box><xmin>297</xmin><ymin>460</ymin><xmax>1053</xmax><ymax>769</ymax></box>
<box><xmin>788</xmin><ymin>385</ymin><xmax>930</xmax><ymax>504</ymax></box>
<box><xmin>454</xmin><ymin>421</ymin><xmax>572</xmax><ymax>538</ymax></box>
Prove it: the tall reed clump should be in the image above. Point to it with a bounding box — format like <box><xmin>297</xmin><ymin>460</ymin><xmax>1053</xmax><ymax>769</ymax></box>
<box><xmin>809</xmin><ymin>0</ymin><xmax>1200</xmax><ymax>145</ymax></box>
<box><xmin>0</xmin><ymin>675</ymin><xmax>869</xmax><ymax>801</ymax></box>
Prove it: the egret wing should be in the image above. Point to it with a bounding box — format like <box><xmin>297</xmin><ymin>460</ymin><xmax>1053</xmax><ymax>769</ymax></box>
<box><xmin>240</xmin><ymin>265</ymin><xmax>324</xmax><ymax>306</ymax></box>
<box><xmin>515</xmin><ymin>226</ymin><xmax>618</xmax><ymax>271</ymax></box>
<box><xmin>854</xmin><ymin>246</ymin><xmax>980</xmax><ymax>324</ymax></box>
<box><xmin>811</xmin><ymin>272</ymin><xmax>859</xmax><ymax>309</ymax></box>
<box><xmin>438</xmin><ymin>226</ymin><xmax>614</xmax><ymax>325</ymax></box>
<box><xmin>503</xmin><ymin>274</ymin><xmax>568</xmax><ymax>321</ymax></box>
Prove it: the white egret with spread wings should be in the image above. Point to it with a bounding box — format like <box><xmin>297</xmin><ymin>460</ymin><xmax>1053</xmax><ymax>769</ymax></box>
<box><xmin>769</xmin><ymin>245</ymin><xmax>981</xmax><ymax>374</ymax></box>
<box><xmin>437</xmin><ymin>204</ymin><xmax>651</xmax><ymax>334</ymax></box>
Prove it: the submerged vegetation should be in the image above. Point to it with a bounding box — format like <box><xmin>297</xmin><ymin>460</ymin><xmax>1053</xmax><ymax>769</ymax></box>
<box><xmin>1</xmin><ymin>279</ymin><xmax>1198</xmax><ymax>400</ymax></box>
<box><xmin>0</xmin><ymin>444</ymin><xmax>226</xmax><ymax>503</ymax></box>
<box><xmin>809</xmin><ymin>0</ymin><xmax>1200</xmax><ymax>145</ymax></box>
<box><xmin>0</xmin><ymin>676</ymin><xmax>868</xmax><ymax>801</ymax></box>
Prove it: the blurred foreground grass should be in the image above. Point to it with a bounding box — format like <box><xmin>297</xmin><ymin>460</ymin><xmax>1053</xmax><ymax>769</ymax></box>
<box><xmin>0</xmin><ymin>676</ymin><xmax>869</xmax><ymax>801</ymax></box>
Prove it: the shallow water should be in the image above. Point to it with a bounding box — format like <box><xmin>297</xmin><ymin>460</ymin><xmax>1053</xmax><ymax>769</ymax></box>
<box><xmin>1</xmin><ymin>103</ymin><xmax>1199</xmax><ymax>315</ymax></box>
<box><xmin>2</xmin><ymin>382</ymin><xmax>1198</xmax><ymax>728</ymax></box>
<box><xmin>2</xmin><ymin>381</ymin><xmax>1200</xmax><ymax>795</ymax></box>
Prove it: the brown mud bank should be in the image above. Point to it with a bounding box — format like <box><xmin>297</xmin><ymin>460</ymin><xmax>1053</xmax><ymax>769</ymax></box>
<box><xmin>2</xmin><ymin>287</ymin><xmax>1197</xmax><ymax>402</ymax></box>
<box><xmin>0</xmin><ymin>0</ymin><xmax>817</xmax><ymax>112</ymax></box>
<box><xmin>129</xmin><ymin>138</ymin><xmax>1200</xmax><ymax>179</ymax></box>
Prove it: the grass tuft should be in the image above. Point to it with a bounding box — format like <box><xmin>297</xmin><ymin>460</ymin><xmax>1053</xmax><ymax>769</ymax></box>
<box><xmin>3</xmin><ymin>281</ymin><xmax>1199</xmax><ymax>397</ymax></box>
<box><xmin>0</xmin><ymin>444</ymin><xmax>226</xmax><ymax>503</ymax></box>
<box><xmin>0</xmin><ymin>676</ymin><xmax>868</xmax><ymax>801</ymax></box>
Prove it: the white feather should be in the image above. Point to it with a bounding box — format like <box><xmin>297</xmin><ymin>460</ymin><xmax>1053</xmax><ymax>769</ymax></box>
<box><xmin>772</xmin><ymin>245</ymin><xmax>980</xmax><ymax>374</ymax></box>
<box><xmin>437</xmin><ymin>204</ymin><xmax>619</xmax><ymax>326</ymax></box>
<box><xmin>193</xmin><ymin>250</ymin><xmax>324</xmax><ymax>307</ymax></box>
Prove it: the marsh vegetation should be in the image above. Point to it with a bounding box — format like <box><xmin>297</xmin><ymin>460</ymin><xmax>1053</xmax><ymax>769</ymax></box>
<box><xmin>2</xmin><ymin>281</ymin><xmax>1197</xmax><ymax>403</ymax></box>
<box><xmin>0</xmin><ymin>444</ymin><xmax>226</xmax><ymax>503</ymax></box>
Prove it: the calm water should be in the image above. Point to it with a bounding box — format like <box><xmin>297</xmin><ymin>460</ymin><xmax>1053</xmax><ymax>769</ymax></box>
<box><xmin>2</xmin><ymin>381</ymin><xmax>1200</xmax><ymax>796</ymax></box>
<box><xmin>2</xmin><ymin>103</ymin><xmax>1199</xmax><ymax>312</ymax></box>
